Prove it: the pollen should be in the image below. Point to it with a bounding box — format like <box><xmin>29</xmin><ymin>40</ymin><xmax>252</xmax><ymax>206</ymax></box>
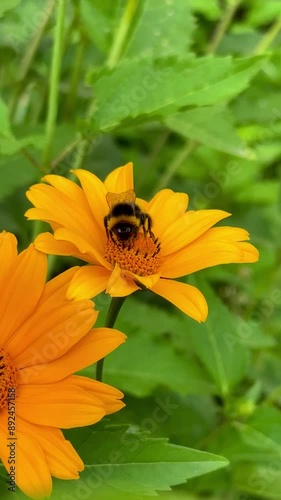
<box><xmin>0</xmin><ymin>348</ymin><xmax>18</xmax><ymax>409</ymax></box>
<box><xmin>105</xmin><ymin>233</ymin><xmax>161</xmax><ymax>276</ymax></box>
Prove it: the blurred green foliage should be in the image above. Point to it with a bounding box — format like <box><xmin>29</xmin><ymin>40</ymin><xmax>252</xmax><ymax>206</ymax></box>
<box><xmin>0</xmin><ymin>0</ymin><xmax>281</xmax><ymax>499</ymax></box>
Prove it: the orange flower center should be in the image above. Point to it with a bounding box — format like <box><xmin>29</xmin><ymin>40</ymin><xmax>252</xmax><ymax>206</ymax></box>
<box><xmin>105</xmin><ymin>233</ymin><xmax>161</xmax><ymax>276</ymax></box>
<box><xmin>0</xmin><ymin>348</ymin><xmax>18</xmax><ymax>409</ymax></box>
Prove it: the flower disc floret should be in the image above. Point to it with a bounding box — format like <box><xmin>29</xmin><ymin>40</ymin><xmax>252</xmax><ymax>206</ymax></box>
<box><xmin>105</xmin><ymin>233</ymin><xmax>161</xmax><ymax>276</ymax></box>
<box><xmin>0</xmin><ymin>348</ymin><xmax>18</xmax><ymax>409</ymax></box>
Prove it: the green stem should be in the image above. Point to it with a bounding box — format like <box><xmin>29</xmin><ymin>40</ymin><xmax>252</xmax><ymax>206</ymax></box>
<box><xmin>9</xmin><ymin>0</ymin><xmax>56</xmax><ymax>121</ymax></box>
<box><xmin>54</xmin><ymin>0</ymin><xmax>138</xmax><ymax>173</ymax></box>
<box><xmin>137</xmin><ymin>130</ymin><xmax>170</xmax><ymax>191</ymax></box>
<box><xmin>41</xmin><ymin>0</ymin><xmax>66</xmax><ymax>170</ymax></box>
<box><xmin>63</xmin><ymin>37</ymin><xmax>86</xmax><ymax>119</ymax></box>
<box><xmin>107</xmin><ymin>0</ymin><xmax>139</xmax><ymax>68</ymax></box>
<box><xmin>207</xmin><ymin>0</ymin><xmax>240</xmax><ymax>54</ymax></box>
<box><xmin>154</xmin><ymin>140</ymin><xmax>198</xmax><ymax>193</ymax></box>
<box><xmin>32</xmin><ymin>220</ymin><xmax>47</xmax><ymax>241</ymax></box>
<box><xmin>253</xmin><ymin>15</ymin><xmax>281</xmax><ymax>55</ymax></box>
<box><xmin>51</xmin><ymin>138</ymin><xmax>81</xmax><ymax>171</ymax></box>
<box><xmin>20</xmin><ymin>0</ymin><xmax>56</xmax><ymax>82</ymax></box>
<box><xmin>70</xmin><ymin>100</ymin><xmax>97</xmax><ymax>173</ymax></box>
<box><xmin>96</xmin><ymin>297</ymin><xmax>126</xmax><ymax>381</ymax></box>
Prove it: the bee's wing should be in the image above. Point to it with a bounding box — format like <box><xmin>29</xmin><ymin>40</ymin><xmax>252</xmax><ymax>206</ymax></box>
<box><xmin>106</xmin><ymin>189</ymin><xmax>136</xmax><ymax>208</ymax></box>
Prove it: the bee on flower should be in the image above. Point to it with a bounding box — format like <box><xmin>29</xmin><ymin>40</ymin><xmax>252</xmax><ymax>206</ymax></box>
<box><xmin>25</xmin><ymin>162</ymin><xmax>259</xmax><ymax>322</ymax></box>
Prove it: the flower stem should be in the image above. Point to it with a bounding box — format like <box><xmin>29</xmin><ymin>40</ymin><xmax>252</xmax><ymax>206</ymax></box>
<box><xmin>154</xmin><ymin>140</ymin><xmax>198</xmax><ymax>193</ymax></box>
<box><xmin>41</xmin><ymin>0</ymin><xmax>66</xmax><ymax>170</ymax></box>
<box><xmin>70</xmin><ymin>100</ymin><xmax>97</xmax><ymax>173</ymax></box>
<box><xmin>96</xmin><ymin>297</ymin><xmax>126</xmax><ymax>382</ymax></box>
<box><xmin>9</xmin><ymin>0</ymin><xmax>56</xmax><ymax>122</ymax></box>
<box><xmin>107</xmin><ymin>0</ymin><xmax>139</xmax><ymax>68</ymax></box>
<box><xmin>207</xmin><ymin>0</ymin><xmax>240</xmax><ymax>54</ymax></box>
<box><xmin>253</xmin><ymin>15</ymin><xmax>281</xmax><ymax>55</ymax></box>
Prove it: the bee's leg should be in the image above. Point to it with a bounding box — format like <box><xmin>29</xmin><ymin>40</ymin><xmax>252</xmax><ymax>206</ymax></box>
<box><xmin>144</xmin><ymin>214</ymin><xmax>156</xmax><ymax>241</ymax></box>
<box><xmin>104</xmin><ymin>216</ymin><xmax>110</xmax><ymax>239</ymax></box>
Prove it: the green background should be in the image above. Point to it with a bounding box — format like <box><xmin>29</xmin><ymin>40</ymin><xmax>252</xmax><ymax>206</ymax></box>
<box><xmin>0</xmin><ymin>1</ymin><xmax>281</xmax><ymax>499</ymax></box>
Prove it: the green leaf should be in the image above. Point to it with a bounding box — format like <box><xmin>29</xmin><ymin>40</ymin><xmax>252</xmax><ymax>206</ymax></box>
<box><xmin>124</xmin><ymin>0</ymin><xmax>195</xmax><ymax>59</ymax></box>
<box><xmin>0</xmin><ymin>155</ymin><xmax>37</xmax><ymax>200</ymax></box>
<box><xmin>0</xmin><ymin>97</ymin><xmax>13</xmax><ymax>139</ymax></box>
<box><xmin>0</xmin><ymin>134</ymin><xmax>45</xmax><ymax>155</ymax></box>
<box><xmin>118</xmin><ymin>393</ymin><xmax>218</xmax><ymax>449</ymax></box>
<box><xmin>188</xmin><ymin>278</ymin><xmax>250</xmax><ymax>396</ymax></box>
<box><xmin>88</xmin><ymin>297</ymin><xmax>213</xmax><ymax>397</ymax></box>
<box><xmin>89</xmin><ymin>55</ymin><xmax>266</xmax><ymax>131</ymax></box>
<box><xmin>0</xmin><ymin>471</ymin><xmax>24</xmax><ymax>499</ymax></box>
<box><xmin>207</xmin><ymin>407</ymin><xmax>281</xmax><ymax>465</ymax></box>
<box><xmin>165</xmin><ymin>106</ymin><xmax>253</xmax><ymax>158</ymax></box>
<box><xmin>236</xmin><ymin>318</ymin><xmax>276</xmax><ymax>349</ymax></box>
<box><xmin>104</xmin><ymin>332</ymin><xmax>212</xmax><ymax>397</ymax></box>
<box><xmin>57</xmin><ymin>424</ymin><xmax>229</xmax><ymax>497</ymax></box>
<box><xmin>239</xmin><ymin>407</ymin><xmax>281</xmax><ymax>451</ymax></box>
<box><xmin>0</xmin><ymin>0</ymin><xmax>53</xmax><ymax>50</ymax></box>
<box><xmin>0</xmin><ymin>0</ymin><xmax>20</xmax><ymax>17</ymax></box>
<box><xmin>235</xmin><ymin>180</ymin><xmax>280</xmax><ymax>204</ymax></box>
<box><xmin>247</xmin><ymin>0</ymin><xmax>281</xmax><ymax>27</ymax></box>
<box><xmin>232</xmin><ymin>88</ymin><xmax>281</xmax><ymax>125</ymax></box>
<box><xmin>80</xmin><ymin>0</ymin><xmax>121</xmax><ymax>53</ymax></box>
<box><xmin>234</xmin><ymin>462</ymin><xmax>281</xmax><ymax>499</ymax></box>
<box><xmin>189</xmin><ymin>0</ymin><xmax>221</xmax><ymax>20</ymax></box>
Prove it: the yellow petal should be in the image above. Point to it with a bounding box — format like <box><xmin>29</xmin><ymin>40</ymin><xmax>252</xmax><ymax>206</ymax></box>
<box><xmin>65</xmin><ymin>376</ymin><xmax>125</xmax><ymax>415</ymax></box>
<box><xmin>123</xmin><ymin>270</ymin><xmax>161</xmax><ymax>289</ymax></box>
<box><xmin>9</xmin><ymin>267</ymin><xmax>97</xmax><ymax>364</ymax></box>
<box><xmin>20</xmin><ymin>327</ymin><xmax>126</xmax><ymax>384</ymax></box>
<box><xmin>161</xmin><ymin>209</ymin><xmax>231</xmax><ymax>256</ymax></box>
<box><xmin>13</xmin><ymin>303</ymin><xmax>97</xmax><ymax>368</ymax></box>
<box><xmin>34</xmin><ymin>231</ymin><xmax>92</xmax><ymax>261</ymax></box>
<box><xmin>0</xmin><ymin>231</ymin><xmax>18</xmax><ymax>288</ymax></box>
<box><xmin>106</xmin><ymin>264</ymin><xmax>140</xmax><ymax>296</ymax></box>
<box><xmin>161</xmin><ymin>227</ymin><xmax>259</xmax><ymax>278</ymax></box>
<box><xmin>147</xmin><ymin>189</ymin><xmax>189</xmax><ymax>238</ymax></box>
<box><xmin>22</xmin><ymin>421</ymin><xmax>84</xmax><ymax>479</ymax></box>
<box><xmin>26</xmin><ymin>182</ymin><xmax>97</xmax><ymax>242</ymax></box>
<box><xmin>205</xmin><ymin>226</ymin><xmax>250</xmax><ymax>241</ymax></box>
<box><xmin>25</xmin><ymin>207</ymin><xmax>62</xmax><ymax>231</ymax></box>
<box><xmin>0</xmin><ymin>412</ymin><xmax>52</xmax><ymax>499</ymax></box>
<box><xmin>104</xmin><ymin>162</ymin><xmax>134</xmax><ymax>192</ymax></box>
<box><xmin>67</xmin><ymin>265</ymin><xmax>111</xmax><ymax>300</ymax></box>
<box><xmin>54</xmin><ymin>227</ymin><xmax>108</xmax><ymax>267</ymax></box>
<box><xmin>151</xmin><ymin>278</ymin><xmax>208</xmax><ymax>322</ymax></box>
<box><xmin>236</xmin><ymin>241</ymin><xmax>259</xmax><ymax>262</ymax></box>
<box><xmin>44</xmin><ymin>173</ymin><xmax>89</xmax><ymax>208</ymax></box>
<box><xmin>0</xmin><ymin>244</ymin><xmax>47</xmax><ymax>347</ymax></box>
<box><xmin>73</xmin><ymin>169</ymin><xmax>108</xmax><ymax>231</ymax></box>
<box><xmin>17</xmin><ymin>377</ymin><xmax>106</xmax><ymax>428</ymax></box>
<box><xmin>40</xmin><ymin>265</ymin><xmax>79</xmax><ymax>300</ymax></box>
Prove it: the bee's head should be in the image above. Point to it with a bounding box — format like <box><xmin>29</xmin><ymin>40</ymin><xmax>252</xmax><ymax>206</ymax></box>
<box><xmin>112</xmin><ymin>222</ymin><xmax>139</xmax><ymax>241</ymax></box>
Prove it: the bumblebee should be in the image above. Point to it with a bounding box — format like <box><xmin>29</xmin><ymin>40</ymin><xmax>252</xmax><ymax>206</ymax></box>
<box><xmin>104</xmin><ymin>189</ymin><xmax>154</xmax><ymax>242</ymax></box>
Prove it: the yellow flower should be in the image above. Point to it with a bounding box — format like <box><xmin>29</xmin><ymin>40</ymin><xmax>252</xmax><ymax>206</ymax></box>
<box><xmin>26</xmin><ymin>163</ymin><xmax>259</xmax><ymax>322</ymax></box>
<box><xmin>0</xmin><ymin>231</ymin><xmax>125</xmax><ymax>499</ymax></box>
